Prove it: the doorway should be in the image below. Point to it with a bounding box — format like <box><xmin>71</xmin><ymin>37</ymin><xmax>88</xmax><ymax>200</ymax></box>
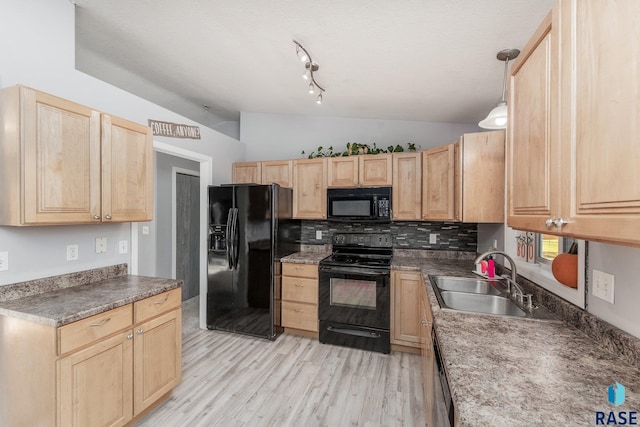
<box><xmin>174</xmin><ymin>170</ymin><xmax>200</xmax><ymax>301</ymax></box>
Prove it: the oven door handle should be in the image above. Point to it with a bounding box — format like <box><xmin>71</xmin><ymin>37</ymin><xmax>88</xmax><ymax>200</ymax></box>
<box><xmin>319</xmin><ymin>267</ymin><xmax>390</xmax><ymax>278</ymax></box>
<box><xmin>326</xmin><ymin>325</ymin><xmax>382</xmax><ymax>338</ymax></box>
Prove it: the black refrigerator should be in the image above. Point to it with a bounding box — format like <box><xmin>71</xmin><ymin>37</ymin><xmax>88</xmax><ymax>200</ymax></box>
<box><xmin>207</xmin><ymin>184</ymin><xmax>300</xmax><ymax>339</ymax></box>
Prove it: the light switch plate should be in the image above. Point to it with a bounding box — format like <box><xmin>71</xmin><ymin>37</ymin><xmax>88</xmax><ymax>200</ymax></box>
<box><xmin>593</xmin><ymin>269</ymin><xmax>615</xmax><ymax>304</ymax></box>
<box><xmin>315</xmin><ymin>230</ymin><xmax>323</xmax><ymax>240</ymax></box>
<box><xmin>66</xmin><ymin>245</ymin><xmax>78</xmax><ymax>261</ymax></box>
<box><xmin>118</xmin><ymin>240</ymin><xmax>128</xmax><ymax>254</ymax></box>
<box><xmin>142</xmin><ymin>226</ymin><xmax>150</xmax><ymax>235</ymax></box>
<box><xmin>95</xmin><ymin>237</ymin><xmax>107</xmax><ymax>254</ymax></box>
<box><xmin>0</xmin><ymin>252</ymin><xmax>8</xmax><ymax>271</ymax></box>
<box><xmin>429</xmin><ymin>233</ymin><xmax>438</xmax><ymax>244</ymax></box>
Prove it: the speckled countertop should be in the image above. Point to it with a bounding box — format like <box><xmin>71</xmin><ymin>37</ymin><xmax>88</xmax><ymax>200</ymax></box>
<box><xmin>392</xmin><ymin>255</ymin><xmax>640</xmax><ymax>426</ymax></box>
<box><xmin>280</xmin><ymin>250</ymin><xmax>330</xmax><ymax>265</ymax></box>
<box><xmin>286</xmin><ymin>250</ymin><xmax>640</xmax><ymax>425</ymax></box>
<box><xmin>0</xmin><ymin>275</ymin><xmax>181</xmax><ymax>327</ymax></box>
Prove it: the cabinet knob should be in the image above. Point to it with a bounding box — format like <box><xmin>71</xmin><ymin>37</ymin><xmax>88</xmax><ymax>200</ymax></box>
<box><xmin>127</xmin><ymin>333</ymin><xmax>133</xmax><ymax>340</ymax></box>
<box><xmin>105</xmin><ymin>215</ymin><xmax>112</xmax><ymax>220</ymax></box>
<box><xmin>553</xmin><ymin>218</ymin><xmax>568</xmax><ymax>227</ymax></box>
<box><xmin>421</xmin><ymin>320</ymin><xmax>432</xmax><ymax>327</ymax></box>
<box><xmin>294</xmin><ymin>309</ymin><xmax>304</xmax><ymax>313</ymax></box>
<box><xmin>137</xmin><ymin>328</ymin><xmax>144</xmax><ymax>334</ymax></box>
<box><xmin>295</xmin><ymin>283</ymin><xmax>304</xmax><ymax>287</ymax></box>
<box><xmin>545</xmin><ymin>218</ymin><xmax>555</xmax><ymax>228</ymax></box>
<box><xmin>93</xmin><ymin>214</ymin><xmax>101</xmax><ymax>220</ymax></box>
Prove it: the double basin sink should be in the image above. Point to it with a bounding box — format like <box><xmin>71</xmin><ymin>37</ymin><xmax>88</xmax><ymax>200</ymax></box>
<box><xmin>429</xmin><ymin>276</ymin><xmax>556</xmax><ymax>320</ymax></box>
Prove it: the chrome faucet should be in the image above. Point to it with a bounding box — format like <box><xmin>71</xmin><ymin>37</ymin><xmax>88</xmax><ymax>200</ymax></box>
<box><xmin>474</xmin><ymin>250</ymin><xmax>533</xmax><ymax>311</ymax></box>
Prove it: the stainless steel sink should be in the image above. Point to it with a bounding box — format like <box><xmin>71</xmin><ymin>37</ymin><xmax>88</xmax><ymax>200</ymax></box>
<box><xmin>438</xmin><ymin>291</ymin><xmax>527</xmax><ymax>317</ymax></box>
<box><xmin>432</xmin><ymin>276</ymin><xmax>503</xmax><ymax>296</ymax></box>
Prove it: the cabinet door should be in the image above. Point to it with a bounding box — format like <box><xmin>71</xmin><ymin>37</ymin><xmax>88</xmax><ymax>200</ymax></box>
<box><xmin>461</xmin><ymin>131</ymin><xmax>505</xmax><ymax>223</ymax></box>
<box><xmin>21</xmin><ymin>87</ymin><xmax>102</xmax><ymax>224</ymax></box>
<box><xmin>508</xmin><ymin>10</ymin><xmax>560</xmax><ymax>233</ymax></box>
<box><xmin>293</xmin><ymin>158</ymin><xmax>327</xmax><ymax>219</ymax></box>
<box><xmin>392</xmin><ymin>152</ymin><xmax>422</xmax><ymax>220</ymax></box>
<box><xmin>359</xmin><ymin>154</ymin><xmax>392</xmax><ymax>186</ymax></box>
<box><xmin>102</xmin><ymin>115</ymin><xmax>153</xmax><ymax>222</ymax></box>
<box><xmin>558</xmin><ymin>0</ymin><xmax>640</xmax><ymax>244</ymax></box>
<box><xmin>422</xmin><ymin>144</ymin><xmax>456</xmax><ymax>221</ymax></box>
<box><xmin>232</xmin><ymin>162</ymin><xmax>262</xmax><ymax>184</ymax></box>
<box><xmin>58</xmin><ymin>331</ymin><xmax>133</xmax><ymax>427</ymax></box>
<box><xmin>390</xmin><ymin>271</ymin><xmax>421</xmax><ymax>347</ymax></box>
<box><xmin>327</xmin><ymin>156</ymin><xmax>358</xmax><ymax>187</ymax></box>
<box><xmin>262</xmin><ymin>160</ymin><xmax>292</xmax><ymax>188</ymax></box>
<box><xmin>134</xmin><ymin>309</ymin><xmax>182</xmax><ymax>416</ymax></box>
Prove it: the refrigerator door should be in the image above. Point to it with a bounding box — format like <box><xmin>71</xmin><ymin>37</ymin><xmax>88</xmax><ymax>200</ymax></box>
<box><xmin>207</xmin><ymin>186</ymin><xmax>235</xmax><ymax>330</ymax></box>
<box><xmin>232</xmin><ymin>184</ymin><xmax>276</xmax><ymax>338</ymax></box>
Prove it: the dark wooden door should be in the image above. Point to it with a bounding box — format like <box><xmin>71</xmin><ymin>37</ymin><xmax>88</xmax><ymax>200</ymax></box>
<box><xmin>176</xmin><ymin>173</ymin><xmax>200</xmax><ymax>301</ymax></box>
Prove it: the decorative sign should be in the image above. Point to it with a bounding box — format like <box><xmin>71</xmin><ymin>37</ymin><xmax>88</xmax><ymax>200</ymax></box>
<box><xmin>148</xmin><ymin>120</ymin><xmax>201</xmax><ymax>140</ymax></box>
<box><xmin>515</xmin><ymin>232</ymin><xmax>536</xmax><ymax>263</ymax></box>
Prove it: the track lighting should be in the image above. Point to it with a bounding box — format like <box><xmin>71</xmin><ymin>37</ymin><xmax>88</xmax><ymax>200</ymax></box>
<box><xmin>293</xmin><ymin>40</ymin><xmax>326</xmax><ymax>104</ymax></box>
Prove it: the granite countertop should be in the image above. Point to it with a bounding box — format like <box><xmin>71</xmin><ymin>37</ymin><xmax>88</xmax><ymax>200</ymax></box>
<box><xmin>0</xmin><ymin>275</ymin><xmax>181</xmax><ymax>327</ymax></box>
<box><xmin>280</xmin><ymin>251</ymin><xmax>330</xmax><ymax>265</ymax></box>
<box><xmin>391</xmin><ymin>254</ymin><xmax>640</xmax><ymax>426</ymax></box>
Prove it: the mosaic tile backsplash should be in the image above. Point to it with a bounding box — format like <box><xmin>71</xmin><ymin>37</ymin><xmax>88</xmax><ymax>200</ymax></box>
<box><xmin>300</xmin><ymin>221</ymin><xmax>477</xmax><ymax>251</ymax></box>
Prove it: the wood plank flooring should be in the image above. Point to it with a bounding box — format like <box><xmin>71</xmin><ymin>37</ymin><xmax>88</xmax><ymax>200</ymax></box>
<box><xmin>136</xmin><ymin>329</ymin><xmax>425</xmax><ymax>426</ymax></box>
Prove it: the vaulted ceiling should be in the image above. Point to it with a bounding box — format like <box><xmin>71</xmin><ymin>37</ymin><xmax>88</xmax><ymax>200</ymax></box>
<box><xmin>74</xmin><ymin>0</ymin><xmax>554</xmax><ymax>132</ymax></box>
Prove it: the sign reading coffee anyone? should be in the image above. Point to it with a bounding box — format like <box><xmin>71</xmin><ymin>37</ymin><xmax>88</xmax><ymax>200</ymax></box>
<box><xmin>148</xmin><ymin>119</ymin><xmax>201</xmax><ymax>140</ymax></box>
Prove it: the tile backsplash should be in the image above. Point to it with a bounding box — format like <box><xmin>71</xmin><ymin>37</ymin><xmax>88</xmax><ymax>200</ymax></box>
<box><xmin>300</xmin><ymin>221</ymin><xmax>477</xmax><ymax>251</ymax></box>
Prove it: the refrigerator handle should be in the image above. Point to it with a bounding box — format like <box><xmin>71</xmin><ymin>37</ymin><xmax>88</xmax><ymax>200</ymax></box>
<box><xmin>225</xmin><ymin>208</ymin><xmax>233</xmax><ymax>270</ymax></box>
<box><xmin>232</xmin><ymin>208</ymin><xmax>240</xmax><ymax>269</ymax></box>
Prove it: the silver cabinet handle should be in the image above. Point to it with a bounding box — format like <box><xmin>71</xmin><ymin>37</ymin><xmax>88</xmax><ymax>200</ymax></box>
<box><xmin>294</xmin><ymin>283</ymin><xmax>304</xmax><ymax>287</ymax></box>
<box><xmin>295</xmin><ymin>266</ymin><xmax>304</xmax><ymax>270</ymax></box>
<box><xmin>294</xmin><ymin>309</ymin><xmax>304</xmax><ymax>313</ymax></box>
<box><xmin>137</xmin><ymin>328</ymin><xmax>144</xmax><ymax>334</ymax></box>
<box><xmin>127</xmin><ymin>333</ymin><xmax>133</xmax><ymax>340</ymax></box>
<box><xmin>153</xmin><ymin>296</ymin><xmax>169</xmax><ymax>305</ymax></box>
<box><xmin>553</xmin><ymin>218</ymin><xmax>568</xmax><ymax>227</ymax></box>
<box><xmin>89</xmin><ymin>317</ymin><xmax>111</xmax><ymax>327</ymax></box>
<box><xmin>105</xmin><ymin>215</ymin><xmax>112</xmax><ymax>220</ymax></box>
<box><xmin>93</xmin><ymin>214</ymin><xmax>101</xmax><ymax>220</ymax></box>
<box><xmin>545</xmin><ymin>218</ymin><xmax>555</xmax><ymax>228</ymax></box>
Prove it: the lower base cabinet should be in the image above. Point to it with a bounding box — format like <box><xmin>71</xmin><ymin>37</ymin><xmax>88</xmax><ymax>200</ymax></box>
<box><xmin>420</xmin><ymin>284</ymin><xmax>435</xmax><ymax>426</ymax></box>
<box><xmin>281</xmin><ymin>263</ymin><xmax>319</xmax><ymax>334</ymax></box>
<box><xmin>391</xmin><ymin>270</ymin><xmax>423</xmax><ymax>348</ymax></box>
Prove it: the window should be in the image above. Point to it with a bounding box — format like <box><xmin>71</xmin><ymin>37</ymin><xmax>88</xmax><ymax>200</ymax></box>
<box><xmin>535</xmin><ymin>234</ymin><xmax>576</xmax><ymax>264</ymax></box>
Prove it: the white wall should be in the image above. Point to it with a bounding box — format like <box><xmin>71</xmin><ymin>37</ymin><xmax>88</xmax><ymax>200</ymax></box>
<box><xmin>0</xmin><ymin>0</ymin><xmax>244</xmax><ymax>286</ymax></box>
<box><xmin>240</xmin><ymin>112</ymin><xmax>479</xmax><ymax>160</ymax></box>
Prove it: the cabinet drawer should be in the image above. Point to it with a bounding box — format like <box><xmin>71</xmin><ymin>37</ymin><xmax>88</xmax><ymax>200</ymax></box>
<box><xmin>282</xmin><ymin>277</ymin><xmax>318</xmax><ymax>304</ymax></box>
<box><xmin>282</xmin><ymin>302</ymin><xmax>318</xmax><ymax>332</ymax></box>
<box><xmin>134</xmin><ymin>288</ymin><xmax>181</xmax><ymax>324</ymax></box>
<box><xmin>58</xmin><ymin>304</ymin><xmax>132</xmax><ymax>355</ymax></box>
<box><xmin>282</xmin><ymin>263</ymin><xmax>318</xmax><ymax>279</ymax></box>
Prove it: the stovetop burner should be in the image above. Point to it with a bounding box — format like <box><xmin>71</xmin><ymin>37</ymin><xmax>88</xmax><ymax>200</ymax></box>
<box><xmin>320</xmin><ymin>233</ymin><xmax>393</xmax><ymax>269</ymax></box>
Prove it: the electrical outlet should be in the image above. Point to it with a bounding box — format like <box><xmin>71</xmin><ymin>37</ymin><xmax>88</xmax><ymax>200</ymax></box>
<box><xmin>66</xmin><ymin>245</ymin><xmax>78</xmax><ymax>261</ymax></box>
<box><xmin>429</xmin><ymin>233</ymin><xmax>438</xmax><ymax>244</ymax></box>
<box><xmin>593</xmin><ymin>269</ymin><xmax>615</xmax><ymax>304</ymax></box>
<box><xmin>0</xmin><ymin>252</ymin><xmax>8</xmax><ymax>271</ymax></box>
<box><xmin>315</xmin><ymin>230</ymin><xmax>323</xmax><ymax>240</ymax></box>
<box><xmin>95</xmin><ymin>237</ymin><xmax>107</xmax><ymax>254</ymax></box>
<box><xmin>142</xmin><ymin>226</ymin><xmax>150</xmax><ymax>235</ymax></box>
<box><xmin>118</xmin><ymin>240</ymin><xmax>128</xmax><ymax>254</ymax></box>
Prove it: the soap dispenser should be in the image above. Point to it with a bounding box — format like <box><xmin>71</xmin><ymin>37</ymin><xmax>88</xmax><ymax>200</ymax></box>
<box><xmin>487</xmin><ymin>255</ymin><xmax>495</xmax><ymax>278</ymax></box>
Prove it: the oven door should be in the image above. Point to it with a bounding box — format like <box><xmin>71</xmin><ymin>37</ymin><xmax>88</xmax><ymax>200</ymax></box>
<box><xmin>318</xmin><ymin>265</ymin><xmax>390</xmax><ymax>330</ymax></box>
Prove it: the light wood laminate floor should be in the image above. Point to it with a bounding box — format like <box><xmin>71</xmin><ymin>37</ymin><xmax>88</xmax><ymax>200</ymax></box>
<box><xmin>136</xmin><ymin>329</ymin><xmax>425</xmax><ymax>426</ymax></box>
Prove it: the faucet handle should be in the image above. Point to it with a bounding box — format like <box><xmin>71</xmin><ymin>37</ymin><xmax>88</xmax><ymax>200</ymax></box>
<box><xmin>522</xmin><ymin>294</ymin><xmax>533</xmax><ymax>311</ymax></box>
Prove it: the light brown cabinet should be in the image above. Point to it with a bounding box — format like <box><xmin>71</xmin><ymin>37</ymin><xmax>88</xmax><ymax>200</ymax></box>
<box><xmin>327</xmin><ymin>156</ymin><xmax>359</xmax><ymax>187</ymax></box>
<box><xmin>293</xmin><ymin>158</ymin><xmax>327</xmax><ymax>219</ymax></box>
<box><xmin>0</xmin><ymin>288</ymin><xmax>182</xmax><ymax>427</ymax></box>
<box><xmin>359</xmin><ymin>153</ymin><xmax>393</xmax><ymax>186</ymax></box>
<box><xmin>262</xmin><ymin>160</ymin><xmax>293</xmax><ymax>188</ymax></box>
<box><xmin>390</xmin><ymin>270</ymin><xmax>422</xmax><ymax>348</ymax></box>
<box><xmin>509</xmin><ymin>1</ymin><xmax>640</xmax><ymax>246</ymax></box>
<box><xmin>281</xmin><ymin>263</ymin><xmax>319</xmax><ymax>333</ymax></box>
<box><xmin>232</xmin><ymin>161</ymin><xmax>262</xmax><ymax>184</ymax></box>
<box><xmin>423</xmin><ymin>132</ymin><xmax>505</xmax><ymax>223</ymax></box>
<box><xmin>0</xmin><ymin>85</ymin><xmax>153</xmax><ymax>225</ymax></box>
<box><xmin>392</xmin><ymin>152</ymin><xmax>422</xmax><ymax>220</ymax></box>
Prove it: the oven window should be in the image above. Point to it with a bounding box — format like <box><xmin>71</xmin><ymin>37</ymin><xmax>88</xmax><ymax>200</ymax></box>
<box><xmin>331</xmin><ymin>199</ymin><xmax>372</xmax><ymax>217</ymax></box>
<box><xmin>330</xmin><ymin>277</ymin><xmax>376</xmax><ymax>310</ymax></box>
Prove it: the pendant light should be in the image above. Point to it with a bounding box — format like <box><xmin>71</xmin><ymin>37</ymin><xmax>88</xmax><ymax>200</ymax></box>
<box><xmin>479</xmin><ymin>49</ymin><xmax>520</xmax><ymax>129</ymax></box>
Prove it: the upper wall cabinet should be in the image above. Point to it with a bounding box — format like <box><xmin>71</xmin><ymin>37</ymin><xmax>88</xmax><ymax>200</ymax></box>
<box><xmin>0</xmin><ymin>85</ymin><xmax>153</xmax><ymax>225</ymax></box>
<box><xmin>293</xmin><ymin>158</ymin><xmax>327</xmax><ymax>219</ymax></box>
<box><xmin>509</xmin><ymin>0</ymin><xmax>640</xmax><ymax>246</ymax></box>
<box><xmin>423</xmin><ymin>131</ymin><xmax>505</xmax><ymax>223</ymax></box>
<box><xmin>232</xmin><ymin>161</ymin><xmax>261</xmax><ymax>184</ymax></box>
<box><xmin>262</xmin><ymin>160</ymin><xmax>293</xmax><ymax>188</ymax></box>
<box><xmin>392</xmin><ymin>152</ymin><xmax>422</xmax><ymax>220</ymax></box>
<box><xmin>327</xmin><ymin>154</ymin><xmax>393</xmax><ymax>188</ymax></box>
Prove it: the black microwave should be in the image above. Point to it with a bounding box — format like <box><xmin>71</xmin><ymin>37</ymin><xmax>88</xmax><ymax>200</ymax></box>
<box><xmin>327</xmin><ymin>187</ymin><xmax>391</xmax><ymax>222</ymax></box>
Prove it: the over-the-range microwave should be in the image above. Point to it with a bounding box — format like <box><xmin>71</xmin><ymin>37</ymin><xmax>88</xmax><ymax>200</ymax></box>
<box><xmin>327</xmin><ymin>187</ymin><xmax>391</xmax><ymax>222</ymax></box>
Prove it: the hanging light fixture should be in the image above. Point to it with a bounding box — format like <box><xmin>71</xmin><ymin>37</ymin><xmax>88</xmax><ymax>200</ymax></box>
<box><xmin>479</xmin><ymin>49</ymin><xmax>520</xmax><ymax>129</ymax></box>
<box><xmin>293</xmin><ymin>40</ymin><xmax>326</xmax><ymax>104</ymax></box>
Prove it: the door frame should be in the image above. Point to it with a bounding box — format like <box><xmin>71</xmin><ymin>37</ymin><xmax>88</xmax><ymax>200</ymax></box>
<box><xmin>171</xmin><ymin>167</ymin><xmax>200</xmax><ymax>281</ymax></box>
<box><xmin>131</xmin><ymin>141</ymin><xmax>212</xmax><ymax>330</ymax></box>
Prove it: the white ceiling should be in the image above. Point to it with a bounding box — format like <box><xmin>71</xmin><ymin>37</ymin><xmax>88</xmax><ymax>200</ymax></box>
<box><xmin>74</xmin><ymin>0</ymin><xmax>554</xmax><ymax>131</ymax></box>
